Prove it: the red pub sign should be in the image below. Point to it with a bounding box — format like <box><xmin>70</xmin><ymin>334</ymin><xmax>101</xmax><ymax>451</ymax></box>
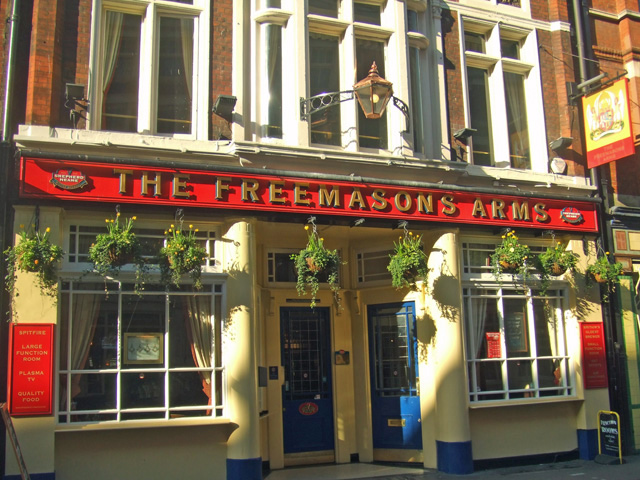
<box><xmin>581</xmin><ymin>322</ymin><xmax>608</xmax><ymax>389</ymax></box>
<box><xmin>8</xmin><ymin>324</ymin><xmax>55</xmax><ymax>415</ymax></box>
<box><xmin>20</xmin><ymin>157</ymin><xmax>599</xmax><ymax>232</ymax></box>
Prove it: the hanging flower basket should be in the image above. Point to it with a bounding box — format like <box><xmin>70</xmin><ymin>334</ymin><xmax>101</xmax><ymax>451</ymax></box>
<box><xmin>586</xmin><ymin>253</ymin><xmax>623</xmax><ymax>302</ymax></box>
<box><xmin>491</xmin><ymin>230</ymin><xmax>531</xmax><ymax>281</ymax></box>
<box><xmin>88</xmin><ymin>210</ymin><xmax>145</xmax><ymax>291</ymax></box>
<box><xmin>534</xmin><ymin>242</ymin><xmax>578</xmax><ymax>294</ymax></box>
<box><xmin>159</xmin><ymin>223</ymin><xmax>207</xmax><ymax>290</ymax></box>
<box><xmin>387</xmin><ymin>232</ymin><xmax>429</xmax><ymax>290</ymax></box>
<box><xmin>291</xmin><ymin>225</ymin><xmax>342</xmax><ymax>308</ymax></box>
<box><xmin>4</xmin><ymin>225</ymin><xmax>64</xmax><ymax>307</ymax></box>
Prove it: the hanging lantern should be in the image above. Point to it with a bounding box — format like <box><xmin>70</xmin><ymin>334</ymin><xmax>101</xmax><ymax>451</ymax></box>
<box><xmin>353</xmin><ymin>62</ymin><xmax>393</xmax><ymax>119</ymax></box>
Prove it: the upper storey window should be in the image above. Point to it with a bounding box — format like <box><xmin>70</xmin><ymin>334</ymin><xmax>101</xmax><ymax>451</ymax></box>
<box><xmin>256</xmin><ymin>0</ymin><xmax>415</xmax><ymax>155</ymax></box>
<box><xmin>94</xmin><ymin>0</ymin><xmax>210</xmax><ymax>139</ymax></box>
<box><xmin>461</xmin><ymin>19</ymin><xmax>546</xmax><ymax>171</ymax></box>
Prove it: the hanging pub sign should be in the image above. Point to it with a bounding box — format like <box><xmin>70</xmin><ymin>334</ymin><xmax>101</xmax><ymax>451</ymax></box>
<box><xmin>20</xmin><ymin>156</ymin><xmax>598</xmax><ymax>233</ymax></box>
<box><xmin>583</xmin><ymin>78</ymin><xmax>635</xmax><ymax>169</ymax></box>
<box><xmin>581</xmin><ymin>322</ymin><xmax>608</xmax><ymax>389</ymax></box>
<box><xmin>7</xmin><ymin>324</ymin><xmax>55</xmax><ymax>416</ymax></box>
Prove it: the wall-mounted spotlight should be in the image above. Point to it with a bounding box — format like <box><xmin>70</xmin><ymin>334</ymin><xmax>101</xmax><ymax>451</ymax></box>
<box><xmin>549</xmin><ymin>136</ymin><xmax>572</xmax><ymax>152</ymax></box>
<box><xmin>453</xmin><ymin>127</ymin><xmax>476</xmax><ymax>141</ymax></box>
<box><xmin>300</xmin><ymin>62</ymin><xmax>409</xmax><ymax>130</ymax></box>
<box><xmin>212</xmin><ymin>95</ymin><xmax>237</xmax><ymax>122</ymax></box>
<box><xmin>452</xmin><ymin>127</ymin><xmax>476</xmax><ymax>161</ymax></box>
<box><xmin>65</xmin><ymin>83</ymin><xmax>89</xmax><ymax>128</ymax></box>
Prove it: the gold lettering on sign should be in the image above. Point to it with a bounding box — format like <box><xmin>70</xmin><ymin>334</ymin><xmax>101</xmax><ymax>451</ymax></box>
<box><xmin>534</xmin><ymin>203</ymin><xmax>549</xmax><ymax>222</ymax></box>
<box><xmin>417</xmin><ymin>193</ymin><xmax>434</xmax><ymax>214</ymax></box>
<box><xmin>371</xmin><ymin>189</ymin><xmax>387</xmax><ymax>211</ymax></box>
<box><xmin>294</xmin><ymin>183</ymin><xmax>310</xmax><ymax>205</ymax></box>
<box><xmin>491</xmin><ymin>199</ymin><xmax>506</xmax><ymax>219</ymax></box>
<box><xmin>441</xmin><ymin>195</ymin><xmax>457</xmax><ymax>215</ymax></box>
<box><xmin>215</xmin><ymin>176</ymin><xmax>231</xmax><ymax>200</ymax></box>
<box><xmin>114</xmin><ymin>169</ymin><xmax>133</xmax><ymax>194</ymax></box>
<box><xmin>241</xmin><ymin>178</ymin><xmax>259</xmax><ymax>202</ymax></box>
<box><xmin>394</xmin><ymin>191</ymin><xmax>412</xmax><ymax>212</ymax></box>
<box><xmin>141</xmin><ymin>172</ymin><xmax>162</xmax><ymax>197</ymax></box>
<box><xmin>472</xmin><ymin>198</ymin><xmax>488</xmax><ymax>218</ymax></box>
<box><xmin>319</xmin><ymin>185</ymin><xmax>340</xmax><ymax>207</ymax></box>
<box><xmin>172</xmin><ymin>174</ymin><xmax>191</xmax><ymax>198</ymax></box>
<box><xmin>270</xmin><ymin>181</ymin><xmax>286</xmax><ymax>204</ymax></box>
<box><xmin>512</xmin><ymin>201</ymin><xmax>530</xmax><ymax>221</ymax></box>
<box><xmin>349</xmin><ymin>188</ymin><xmax>366</xmax><ymax>209</ymax></box>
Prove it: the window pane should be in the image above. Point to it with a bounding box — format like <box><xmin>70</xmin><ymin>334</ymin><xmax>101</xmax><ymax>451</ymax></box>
<box><xmin>467</xmin><ymin>67</ymin><xmax>492</xmax><ymax>165</ymax></box>
<box><xmin>504</xmin><ymin>72</ymin><xmax>530</xmax><ymax>169</ymax></box>
<box><xmin>465</xmin><ymin>32</ymin><xmax>485</xmax><ymax>53</ymax></box>
<box><xmin>507</xmin><ymin>359</ymin><xmax>533</xmax><ymax>397</ymax></box>
<box><xmin>407</xmin><ymin>10</ymin><xmax>419</xmax><ymax>33</ymax></box>
<box><xmin>310</xmin><ymin>34</ymin><xmax>341</xmax><ymax>146</ymax></box>
<box><xmin>501</xmin><ymin>38</ymin><xmax>520</xmax><ymax>59</ymax></box>
<box><xmin>354</xmin><ymin>3</ymin><xmax>380</xmax><ymax>25</ymax></box>
<box><xmin>409</xmin><ymin>47</ymin><xmax>424</xmax><ymax>154</ymax></box>
<box><xmin>309</xmin><ymin>0</ymin><xmax>338</xmax><ymax>17</ymax></box>
<box><xmin>102</xmin><ymin>12</ymin><xmax>141</xmax><ymax>132</ymax></box>
<box><xmin>356</xmin><ymin>39</ymin><xmax>387</xmax><ymax>149</ymax></box>
<box><xmin>503</xmin><ymin>298</ymin><xmax>529</xmax><ymax>357</ymax></box>
<box><xmin>266</xmin><ymin>0</ymin><xmax>281</xmax><ymax>6</ymax></box>
<box><xmin>266</xmin><ymin>24</ymin><xmax>283</xmax><ymax>138</ymax></box>
<box><xmin>156</xmin><ymin>17</ymin><xmax>193</xmax><ymax>134</ymax></box>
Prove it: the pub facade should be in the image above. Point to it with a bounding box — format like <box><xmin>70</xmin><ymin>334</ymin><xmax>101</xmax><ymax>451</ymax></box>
<box><xmin>1</xmin><ymin>0</ymin><xmax>615</xmax><ymax>479</ymax></box>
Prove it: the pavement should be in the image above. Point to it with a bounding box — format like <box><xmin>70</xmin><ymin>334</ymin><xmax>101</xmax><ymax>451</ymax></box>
<box><xmin>264</xmin><ymin>454</ymin><xmax>640</xmax><ymax>480</ymax></box>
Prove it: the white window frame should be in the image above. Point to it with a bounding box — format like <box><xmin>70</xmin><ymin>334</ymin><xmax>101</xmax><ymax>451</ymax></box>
<box><xmin>89</xmin><ymin>0</ymin><xmax>210</xmax><ymax>140</ymax></box>
<box><xmin>57</xmin><ymin>280</ymin><xmax>226</xmax><ymax>424</ymax></box>
<box><xmin>460</xmin><ymin>18</ymin><xmax>548</xmax><ymax>172</ymax></box>
<box><xmin>251</xmin><ymin>0</ymin><xmax>411</xmax><ymax>154</ymax></box>
<box><xmin>461</xmin><ymin>239</ymin><xmax>576</xmax><ymax>404</ymax></box>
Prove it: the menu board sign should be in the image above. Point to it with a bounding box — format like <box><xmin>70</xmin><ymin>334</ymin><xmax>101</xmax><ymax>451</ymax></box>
<box><xmin>581</xmin><ymin>322</ymin><xmax>608</xmax><ymax>389</ymax></box>
<box><xmin>8</xmin><ymin>324</ymin><xmax>54</xmax><ymax>416</ymax></box>
<box><xmin>486</xmin><ymin>332</ymin><xmax>502</xmax><ymax>358</ymax></box>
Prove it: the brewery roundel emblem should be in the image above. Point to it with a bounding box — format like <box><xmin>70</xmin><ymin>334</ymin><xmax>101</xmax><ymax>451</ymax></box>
<box><xmin>298</xmin><ymin>402</ymin><xmax>319</xmax><ymax>416</ymax></box>
<box><xmin>50</xmin><ymin>169</ymin><xmax>88</xmax><ymax>190</ymax></box>
<box><xmin>560</xmin><ymin>207</ymin><xmax>584</xmax><ymax>224</ymax></box>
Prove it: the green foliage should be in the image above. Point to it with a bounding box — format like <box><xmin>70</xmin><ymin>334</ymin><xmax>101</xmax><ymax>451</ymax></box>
<box><xmin>491</xmin><ymin>230</ymin><xmax>531</xmax><ymax>280</ymax></box>
<box><xmin>534</xmin><ymin>242</ymin><xmax>578</xmax><ymax>294</ymax></box>
<box><xmin>159</xmin><ymin>223</ymin><xmax>207</xmax><ymax>290</ymax></box>
<box><xmin>387</xmin><ymin>233</ymin><xmax>429</xmax><ymax>290</ymax></box>
<box><xmin>586</xmin><ymin>254</ymin><xmax>624</xmax><ymax>303</ymax></box>
<box><xmin>291</xmin><ymin>227</ymin><xmax>341</xmax><ymax>308</ymax></box>
<box><xmin>88</xmin><ymin>213</ymin><xmax>145</xmax><ymax>291</ymax></box>
<box><xmin>4</xmin><ymin>226</ymin><xmax>64</xmax><ymax>306</ymax></box>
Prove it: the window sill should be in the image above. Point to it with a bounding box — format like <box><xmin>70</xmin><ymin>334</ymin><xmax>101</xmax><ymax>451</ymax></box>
<box><xmin>56</xmin><ymin>417</ymin><xmax>235</xmax><ymax>433</ymax></box>
<box><xmin>469</xmin><ymin>395</ymin><xmax>581</xmax><ymax>409</ymax></box>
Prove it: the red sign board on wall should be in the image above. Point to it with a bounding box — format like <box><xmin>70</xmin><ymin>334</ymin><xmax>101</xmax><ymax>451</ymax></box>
<box><xmin>8</xmin><ymin>324</ymin><xmax>55</xmax><ymax>416</ymax></box>
<box><xmin>19</xmin><ymin>157</ymin><xmax>600</xmax><ymax>233</ymax></box>
<box><xmin>581</xmin><ymin>322</ymin><xmax>608</xmax><ymax>389</ymax></box>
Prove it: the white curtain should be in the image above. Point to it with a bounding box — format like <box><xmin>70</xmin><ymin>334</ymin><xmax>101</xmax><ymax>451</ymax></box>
<box><xmin>180</xmin><ymin>18</ymin><xmax>194</xmax><ymax>100</ymax></box>
<box><xmin>102</xmin><ymin>11</ymin><xmax>124</xmax><ymax>95</ymax></box>
<box><xmin>184</xmin><ymin>296</ymin><xmax>213</xmax><ymax>402</ymax></box>
<box><xmin>473</xmin><ymin>297</ymin><xmax>489</xmax><ymax>358</ymax></box>
<box><xmin>504</xmin><ymin>72</ymin><xmax>528</xmax><ymax>167</ymax></box>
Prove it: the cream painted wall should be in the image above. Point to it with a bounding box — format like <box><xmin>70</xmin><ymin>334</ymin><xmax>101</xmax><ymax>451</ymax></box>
<box><xmin>55</xmin><ymin>426</ymin><xmax>233</xmax><ymax>480</ymax></box>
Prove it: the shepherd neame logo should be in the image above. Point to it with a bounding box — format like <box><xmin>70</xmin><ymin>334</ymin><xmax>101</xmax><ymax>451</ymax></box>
<box><xmin>50</xmin><ymin>169</ymin><xmax>88</xmax><ymax>190</ymax></box>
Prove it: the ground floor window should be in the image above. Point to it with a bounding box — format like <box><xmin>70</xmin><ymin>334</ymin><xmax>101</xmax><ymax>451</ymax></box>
<box><xmin>464</xmin><ymin>287</ymin><xmax>573</xmax><ymax>402</ymax></box>
<box><xmin>58</xmin><ymin>280</ymin><xmax>225</xmax><ymax>423</ymax></box>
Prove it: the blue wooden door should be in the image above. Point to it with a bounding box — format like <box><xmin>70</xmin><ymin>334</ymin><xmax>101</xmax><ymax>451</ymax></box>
<box><xmin>281</xmin><ymin>307</ymin><xmax>334</xmax><ymax>454</ymax></box>
<box><xmin>369</xmin><ymin>302</ymin><xmax>422</xmax><ymax>449</ymax></box>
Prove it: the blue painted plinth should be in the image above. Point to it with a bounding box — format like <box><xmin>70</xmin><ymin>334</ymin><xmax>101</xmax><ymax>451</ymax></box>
<box><xmin>577</xmin><ymin>429</ymin><xmax>598</xmax><ymax>460</ymax></box>
<box><xmin>437</xmin><ymin>440</ymin><xmax>473</xmax><ymax>474</ymax></box>
<box><xmin>226</xmin><ymin>457</ymin><xmax>262</xmax><ymax>480</ymax></box>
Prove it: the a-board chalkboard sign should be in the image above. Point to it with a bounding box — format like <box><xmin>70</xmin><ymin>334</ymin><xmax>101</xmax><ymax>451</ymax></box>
<box><xmin>598</xmin><ymin>410</ymin><xmax>622</xmax><ymax>464</ymax></box>
<box><xmin>1</xmin><ymin>402</ymin><xmax>30</xmax><ymax>479</ymax></box>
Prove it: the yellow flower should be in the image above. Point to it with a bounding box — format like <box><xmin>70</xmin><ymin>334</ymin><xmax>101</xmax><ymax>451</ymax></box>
<box><xmin>502</xmin><ymin>235</ymin><xmax>505</xmax><ymax>239</ymax></box>
<box><xmin>164</xmin><ymin>231</ymin><xmax>168</xmax><ymax>235</ymax></box>
<box><xmin>189</xmin><ymin>224</ymin><xmax>193</xmax><ymax>229</ymax></box>
<box><xmin>409</xmin><ymin>232</ymin><xmax>413</xmax><ymax>236</ymax></box>
<box><xmin>195</xmin><ymin>229</ymin><xmax>199</xmax><ymax>232</ymax></box>
<box><xmin>105</xmin><ymin>219</ymin><xmax>109</xmax><ymax>223</ymax></box>
<box><xmin>45</xmin><ymin>227</ymin><xmax>51</xmax><ymax>233</ymax></box>
<box><xmin>34</xmin><ymin>259</ymin><xmax>39</xmax><ymax>265</ymax></box>
<box><xmin>304</xmin><ymin>225</ymin><xmax>309</xmax><ymax>230</ymax></box>
<box><xmin>132</xmin><ymin>216</ymin><xmax>137</xmax><ymax>221</ymax></box>
<box><xmin>605</xmin><ymin>251</ymin><xmax>610</xmax><ymax>255</ymax></box>
<box><xmin>19</xmin><ymin>224</ymin><xmax>24</xmax><ymax>229</ymax></box>
<box><xmin>116</xmin><ymin>212</ymin><xmax>121</xmax><ymax>217</ymax></box>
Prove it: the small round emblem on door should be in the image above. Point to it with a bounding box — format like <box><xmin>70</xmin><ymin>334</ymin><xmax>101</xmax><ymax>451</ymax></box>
<box><xmin>298</xmin><ymin>402</ymin><xmax>319</xmax><ymax>415</ymax></box>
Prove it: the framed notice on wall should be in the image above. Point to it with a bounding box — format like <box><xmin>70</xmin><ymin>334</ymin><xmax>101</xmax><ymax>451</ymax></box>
<box><xmin>8</xmin><ymin>323</ymin><xmax>55</xmax><ymax>416</ymax></box>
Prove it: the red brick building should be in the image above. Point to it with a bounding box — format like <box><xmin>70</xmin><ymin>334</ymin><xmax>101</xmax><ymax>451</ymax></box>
<box><xmin>0</xmin><ymin>0</ymin><xmax>637</xmax><ymax>479</ymax></box>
